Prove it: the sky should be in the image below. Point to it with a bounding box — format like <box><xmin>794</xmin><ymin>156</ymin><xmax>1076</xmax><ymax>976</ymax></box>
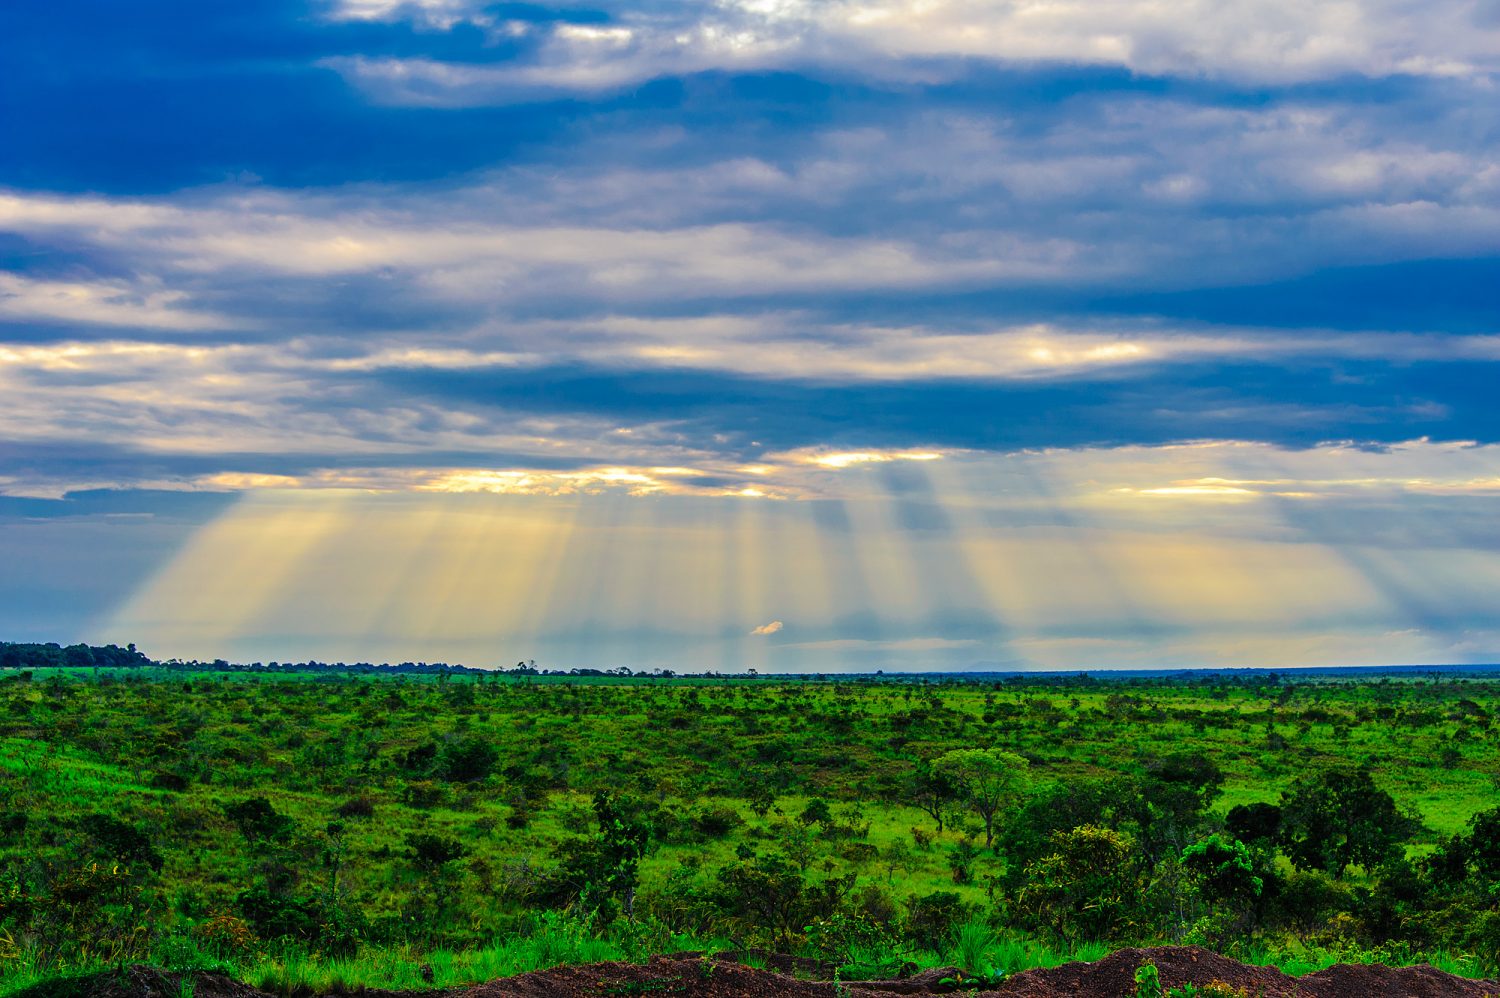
<box><xmin>2</xmin><ymin>0</ymin><xmax>1500</xmax><ymax>672</ymax></box>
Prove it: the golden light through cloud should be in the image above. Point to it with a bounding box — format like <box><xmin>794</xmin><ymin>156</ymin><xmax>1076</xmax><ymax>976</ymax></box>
<box><xmin>101</xmin><ymin>440</ymin><xmax>1500</xmax><ymax>671</ymax></box>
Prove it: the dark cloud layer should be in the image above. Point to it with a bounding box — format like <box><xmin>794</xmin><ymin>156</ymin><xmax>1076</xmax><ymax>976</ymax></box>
<box><xmin>378</xmin><ymin>357</ymin><xmax>1500</xmax><ymax>454</ymax></box>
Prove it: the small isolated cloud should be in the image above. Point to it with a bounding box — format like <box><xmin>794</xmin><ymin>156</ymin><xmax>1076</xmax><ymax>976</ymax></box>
<box><xmin>751</xmin><ymin>620</ymin><xmax>784</xmax><ymax>636</ymax></box>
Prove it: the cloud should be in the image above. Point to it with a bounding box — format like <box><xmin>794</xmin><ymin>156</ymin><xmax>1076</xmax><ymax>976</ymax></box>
<box><xmin>750</xmin><ymin>620</ymin><xmax>784</xmax><ymax>635</ymax></box>
<box><xmin>4</xmin><ymin>2</ymin><xmax>1500</xmax><ymax>500</ymax></box>
<box><xmin>0</xmin><ymin>190</ymin><xmax>1093</xmax><ymax>317</ymax></box>
<box><xmin>6</xmin><ymin>84</ymin><xmax>1498</xmax><ymax>321</ymax></box>
<box><xmin>0</xmin><ymin>273</ymin><xmax>231</xmax><ymax>331</ymax></box>
<box><xmin>324</xmin><ymin>0</ymin><xmax>1500</xmax><ymax>107</ymax></box>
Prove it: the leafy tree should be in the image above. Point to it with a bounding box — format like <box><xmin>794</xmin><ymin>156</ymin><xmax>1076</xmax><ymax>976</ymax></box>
<box><xmin>799</xmin><ymin>798</ymin><xmax>833</xmax><ymax>828</ymax></box>
<box><xmin>711</xmin><ymin>852</ymin><xmax>810</xmax><ymax>948</ymax></box>
<box><xmin>1014</xmin><ymin>825</ymin><xmax>1147</xmax><ymax>943</ymax></box>
<box><xmin>1225</xmin><ymin>802</ymin><xmax>1283</xmax><ymax>847</ymax></box>
<box><xmin>998</xmin><ymin>779</ymin><xmax>1118</xmax><ymax>871</ymax></box>
<box><xmin>910</xmin><ymin>761</ymin><xmax>960</xmax><ymax>833</ymax></box>
<box><xmin>1279</xmin><ymin>766</ymin><xmax>1418</xmax><ymax>877</ymax></box>
<box><xmin>1461</xmin><ymin>806</ymin><xmax>1500</xmax><ymax>881</ymax></box>
<box><xmin>1147</xmin><ymin>752</ymin><xmax>1225</xmax><ymax>808</ymax></box>
<box><xmin>743</xmin><ymin>778</ymin><xmax>777</xmax><ymax>819</ymax></box>
<box><xmin>539</xmin><ymin>793</ymin><xmax>651</xmax><ymax>924</ymax></box>
<box><xmin>1181</xmin><ymin>833</ymin><xmax>1262</xmax><ymax>902</ymax></box>
<box><xmin>591</xmin><ymin>792</ymin><xmax>650</xmax><ymax>921</ymax></box>
<box><xmin>1428</xmin><ymin>805</ymin><xmax>1500</xmax><ymax>885</ymax></box>
<box><xmin>948</xmin><ymin>840</ymin><xmax>980</xmax><ymax>885</ymax></box>
<box><xmin>902</xmin><ymin>890</ymin><xmax>971</xmax><ymax>951</ymax></box>
<box><xmin>934</xmin><ymin>748</ymin><xmax>1028</xmax><ymax>849</ymax></box>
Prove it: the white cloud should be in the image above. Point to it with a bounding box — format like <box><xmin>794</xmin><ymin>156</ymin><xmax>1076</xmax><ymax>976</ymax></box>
<box><xmin>325</xmin><ymin>0</ymin><xmax>1500</xmax><ymax>105</ymax></box>
<box><xmin>0</xmin><ymin>273</ymin><xmax>231</xmax><ymax>331</ymax></box>
<box><xmin>7</xmin><ymin>91</ymin><xmax>1495</xmax><ymax>316</ymax></box>
<box><xmin>750</xmin><ymin>619</ymin><xmax>784</xmax><ymax>635</ymax></box>
<box><xmin>0</xmin><ymin>189</ymin><xmax>1081</xmax><ymax>300</ymax></box>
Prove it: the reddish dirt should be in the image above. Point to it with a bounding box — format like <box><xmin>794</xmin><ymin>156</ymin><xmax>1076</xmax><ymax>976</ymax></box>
<box><xmin>995</xmin><ymin>946</ymin><xmax>1500</xmax><ymax>997</ymax></box>
<box><xmin>23</xmin><ymin>947</ymin><xmax>1500</xmax><ymax>998</ymax></box>
<box><xmin>11</xmin><ymin>963</ymin><xmax>264</xmax><ymax>998</ymax></box>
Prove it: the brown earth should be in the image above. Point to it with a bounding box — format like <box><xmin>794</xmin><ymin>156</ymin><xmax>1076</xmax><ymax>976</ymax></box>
<box><xmin>19</xmin><ymin>947</ymin><xmax>1499</xmax><ymax>998</ymax></box>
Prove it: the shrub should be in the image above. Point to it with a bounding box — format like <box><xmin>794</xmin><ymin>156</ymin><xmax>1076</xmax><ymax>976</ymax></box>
<box><xmin>150</xmin><ymin>770</ymin><xmax>191</xmax><ymax>792</ymax></box>
<box><xmin>903</xmin><ymin>891</ymin><xmax>972</xmax><ymax>952</ymax></box>
<box><xmin>406</xmin><ymin>832</ymin><xmax>468</xmax><ymax>873</ymax></box>
<box><xmin>335</xmin><ymin>796</ymin><xmax>375</xmax><ymax>819</ymax></box>
<box><xmin>437</xmin><ymin>736</ymin><xmax>499</xmax><ymax>783</ymax></box>
<box><xmin>1269</xmin><ymin>869</ymin><xmax>1355</xmax><ymax>935</ymax></box>
<box><xmin>192</xmin><ymin>912</ymin><xmax>258</xmax><ymax>958</ymax></box>
<box><xmin>78</xmin><ymin>813</ymin><xmax>164</xmax><ymax>873</ymax></box>
<box><xmin>222</xmin><ymin>797</ymin><xmax>293</xmax><ymax>844</ymax></box>
<box><xmin>693</xmin><ymin>805</ymin><xmax>743</xmax><ymax>839</ymax></box>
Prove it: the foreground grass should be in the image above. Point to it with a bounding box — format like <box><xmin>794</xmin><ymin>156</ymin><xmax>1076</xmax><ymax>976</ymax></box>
<box><xmin>3</xmin><ymin>923</ymin><xmax>1492</xmax><ymax>997</ymax></box>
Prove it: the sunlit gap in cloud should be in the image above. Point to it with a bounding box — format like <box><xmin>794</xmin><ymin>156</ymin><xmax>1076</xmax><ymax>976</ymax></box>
<box><xmin>100</xmin><ymin>443</ymin><xmax>1500</xmax><ymax>672</ymax></box>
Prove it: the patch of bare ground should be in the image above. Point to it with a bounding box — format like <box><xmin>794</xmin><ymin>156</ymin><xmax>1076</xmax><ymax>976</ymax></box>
<box><xmin>17</xmin><ymin>947</ymin><xmax>1498</xmax><ymax>998</ymax></box>
<box><xmin>10</xmin><ymin>964</ymin><xmax>264</xmax><ymax>998</ymax></box>
<box><xmin>995</xmin><ymin>946</ymin><xmax>1500</xmax><ymax>998</ymax></box>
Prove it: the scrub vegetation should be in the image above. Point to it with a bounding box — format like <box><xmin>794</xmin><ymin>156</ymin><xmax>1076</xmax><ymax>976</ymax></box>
<box><xmin>2</xmin><ymin>646</ymin><xmax>1499</xmax><ymax>993</ymax></box>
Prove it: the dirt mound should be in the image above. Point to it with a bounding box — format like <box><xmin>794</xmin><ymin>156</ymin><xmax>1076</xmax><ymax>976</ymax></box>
<box><xmin>1000</xmin><ymin>945</ymin><xmax>1298</xmax><ymax>996</ymax></box>
<box><xmin>1303</xmin><ymin>961</ymin><xmax>1500</xmax><ymax>998</ymax></box>
<box><xmin>439</xmin><ymin>948</ymin><xmax>1500</xmax><ymax>998</ymax></box>
<box><xmin>11</xmin><ymin>964</ymin><xmax>262</xmax><ymax>998</ymax></box>
<box><xmin>16</xmin><ymin>948</ymin><xmax>1497</xmax><ymax>998</ymax></box>
<box><xmin>995</xmin><ymin>946</ymin><xmax>1500</xmax><ymax>998</ymax></box>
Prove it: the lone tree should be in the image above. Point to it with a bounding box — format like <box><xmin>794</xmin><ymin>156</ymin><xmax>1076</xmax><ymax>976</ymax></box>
<box><xmin>934</xmin><ymin>747</ymin><xmax>1029</xmax><ymax>850</ymax></box>
<box><xmin>1279</xmin><ymin>765</ymin><xmax>1418</xmax><ymax>877</ymax></box>
<box><xmin>911</xmin><ymin>760</ymin><xmax>960</xmax><ymax>833</ymax></box>
<box><xmin>591</xmin><ymin>792</ymin><xmax>650</xmax><ymax>922</ymax></box>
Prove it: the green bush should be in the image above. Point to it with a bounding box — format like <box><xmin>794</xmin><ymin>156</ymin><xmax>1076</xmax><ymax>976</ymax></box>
<box><xmin>903</xmin><ymin>891</ymin><xmax>972</xmax><ymax>952</ymax></box>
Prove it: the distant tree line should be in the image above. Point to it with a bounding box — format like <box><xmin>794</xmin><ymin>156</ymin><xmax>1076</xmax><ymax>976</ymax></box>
<box><xmin>0</xmin><ymin>641</ymin><xmax>672</xmax><ymax>678</ymax></box>
<box><xmin>0</xmin><ymin>641</ymin><xmax>151</xmax><ymax>670</ymax></box>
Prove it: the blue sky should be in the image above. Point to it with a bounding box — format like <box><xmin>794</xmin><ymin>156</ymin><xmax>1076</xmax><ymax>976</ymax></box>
<box><xmin>3</xmin><ymin>0</ymin><xmax>1500</xmax><ymax>670</ymax></box>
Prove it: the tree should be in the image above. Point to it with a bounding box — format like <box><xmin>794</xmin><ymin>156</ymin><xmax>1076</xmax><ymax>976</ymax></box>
<box><xmin>1226</xmin><ymin>802</ymin><xmax>1283</xmax><ymax>847</ymax></box>
<box><xmin>934</xmin><ymin>748</ymin><xmax>1028</xmax><ymax>849</ymax></box>
<box><xmin>1181</xmin><ymin>833</ymin><xmax>1262</xmax><ymax>903</ymax></box>
<box><xmin>911</xmin><ymin>761</ymin><xmax>960</xmax><ymax>833</ymax></box>
<box><xmin>745</xmin><ymin>783</ymin><xmax>777</xmax><ymax>819</ymax></box>
<box><xmin>592</xmin><ymin>792</ymin><xmax>650</xmax><ymax>921</ymax></box>
<box><xmin>1148</xmin><ymin>752</ymin><xmax>1225</xmax><ymax>805</ymax></box>
<box><xmin>1428</xmin><ymin>805</ymin><xmax>1500</xmax><ymax>885</ymax></box>
<box><xmin>1279</xmin><ymin>766</ymin><xmax>1418</xmax><ymax>877</ymax></box>
<box><xmin>542</xmin><ymin>793</ymin><xmax>652</xmax><ymax>924</ymax></box>
<box><xmin>1014</xmin><ymin>825</ymin><xmax>1146</xmax><ymax>943</ymax></box>
<box><xmin>799</xmin><ymin>798</ymin><xmax>833</xmax><ymax>828</ymax></box>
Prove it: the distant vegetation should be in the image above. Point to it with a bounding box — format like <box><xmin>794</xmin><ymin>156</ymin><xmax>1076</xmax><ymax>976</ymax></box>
<box><xmin>1</xmin><ymin>645</ymin><xmax>1499</xmax><ymax>993</ymax></box>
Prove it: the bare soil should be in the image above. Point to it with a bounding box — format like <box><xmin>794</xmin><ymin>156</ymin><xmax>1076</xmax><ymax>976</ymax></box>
<box><xmin>19</xmin><ymin>946</ymin><xmax>1499</xmax><ymax>998</ymax></box>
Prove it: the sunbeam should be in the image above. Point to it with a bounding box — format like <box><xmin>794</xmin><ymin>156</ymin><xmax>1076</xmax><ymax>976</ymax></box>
<box><xmin>98</xmin><ymin>441</ymin><xmax>1500</xmax><ymax>672</ymax></box>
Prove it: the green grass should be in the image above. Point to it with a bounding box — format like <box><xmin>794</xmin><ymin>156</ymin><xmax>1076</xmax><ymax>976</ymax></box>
<box><xmin>2</xmin><ymin>667</ymin><xmax>1499</xmax><ymax>992</ymax></box>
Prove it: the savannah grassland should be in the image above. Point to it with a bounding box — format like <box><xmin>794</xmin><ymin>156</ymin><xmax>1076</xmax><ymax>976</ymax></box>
<box><xmin>2</xmin><ymin>663</ymin><xmax>1499</xmax><ymax>994</ymax></box>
